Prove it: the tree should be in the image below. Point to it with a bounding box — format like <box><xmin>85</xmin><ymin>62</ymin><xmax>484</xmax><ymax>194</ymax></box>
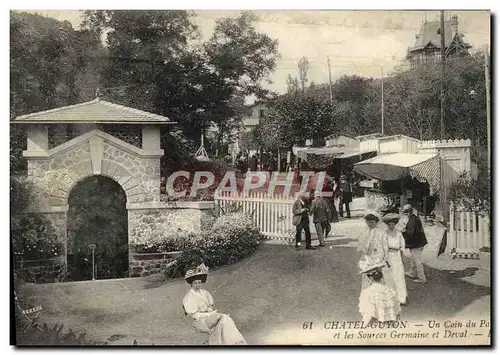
<box><xmin>331</xmin><ymin>75</ymin><xmax>381</xmax><ymax>135</ymax></box>
<box><xmin>286</xmin><ymin>74</ymin><xmax>299</xmax><ymax>93</ymax></box>
<box><xmin>202</xmin><ymin>11</ymin><xmax>279</xmax><ymax>155</ymax></box>
<box><xmin>381</xmin><ymin>53</ymin><xmax>487</xmax><ymax>162</ymax></box>
<box><xmin>203</xmin><ymin>11</ymin><xmax>279</xmax><ymax>99</ymax></box>
<box><xmin>259</xmin><ymin>93</ymin><xmax>336</xmax><ymax>150</ymax></box>
<box><xmin>238</xmin><ymin>129</ymin><xmax>261</xmax><ymax>153</ymax></box>
<box><xmin>84</xmin><ymin>10</ymin><xmax>280</xmax><ymax>155</ymax></box>
<box><xmin>10</xmin><ymin>11</ymin><xmax>106</xmax><ymax>174</ymax></box>
<box><xmin>383</xmin><ymin>67</ymin><xmax>440</xmax><ymax>140</ymax></box>
<box><xmin>298</xmin><ymin>57</ymin><xmax>309</xmax><ymax>92</ymax></box>
<box><xmin>82</xmin><ymin>10</ymin><xmax>200</xmax><ymax>117</ymax></box>
<box><xmin>444</xmin><ymin>53</ymin><xmax>487</xmax><ymax>158</ymax></box>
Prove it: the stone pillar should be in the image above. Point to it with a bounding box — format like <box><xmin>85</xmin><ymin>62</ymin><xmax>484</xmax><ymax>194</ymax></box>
<box><xmin>27</xmin><ymin>125</ymin><xmax>48</xmax><ymax>151</ymax></box>
<box><xmin>142</xmin><ymin>125</ymin><xmax>160</xmax><ymax>150</ymax></box>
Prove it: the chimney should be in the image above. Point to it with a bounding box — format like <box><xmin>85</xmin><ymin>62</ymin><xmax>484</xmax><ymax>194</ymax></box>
<box><xmin>451</xmin><ymin>15</ymin><xmax>458</xmax><ymax>34</ymax></box>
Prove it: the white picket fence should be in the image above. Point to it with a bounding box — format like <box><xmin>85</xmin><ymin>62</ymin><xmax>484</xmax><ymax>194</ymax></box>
<box><xmin>448</xmin><ymin>209</ymin><xmax>490</xmax><ymax>253</ymax></box>
<box><xmin>214</xmin><ymin>192</ymin><xmax>295</xmax><ymax>238</ymax></box>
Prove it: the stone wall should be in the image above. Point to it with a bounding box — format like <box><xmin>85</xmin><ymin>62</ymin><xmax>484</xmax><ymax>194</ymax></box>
<box><xmin>25</xmin><ymin>130</ymin><xmax>163</xmax><ymax>210</ymax></box>
<box><xmin>21</xmin><ymin>128</ymin><xmax>219</xmax><ymax>279</ymax></box>
<box><xmin>129</xmin><ymin>255</ymin><xmax>178</xmax><ymax>277</ymax></box>
<box><xmin>127</xmin><ymin>201</ymin><xmax>216</xmax><ymax>277</ymax></box>
<box><xmin>127</xmin><ymin>202</ymin><xmax>216</xmax><ymax>242</ymax></box>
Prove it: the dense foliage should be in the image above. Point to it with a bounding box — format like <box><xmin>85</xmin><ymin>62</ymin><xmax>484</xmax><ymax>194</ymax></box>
<box><xmin>10</xmin><ymin>10</ymin><xmax>280</xmax><ymax>175</ymax></box>
<box><xmin>166</xmin><ymin>212</ymin><xmax>262</xmax><ymax>278</ymax></box>
<box><xmin>259</xmin><ymin>93</ymin><xmax>336</xmax><ymax>150</ymax></box>
<box><xmin>11</xmin><ymin>178</ymin><xmax>62</xmax><ymax>261</ymax></box>
<box><xmin>129</xmin><ymin>211</ymin><xmax>261</xmax><ymax>278</ymax></box>
<box><xmin>257</xmin><ymin>54</ymin><xmax>488</xmax><ymax>163</ymax></box>
<box><xmin>82</xmin><ymin>10</ymin><xmax>279</xmax><ymax>153</ymax></box>
<box><xmin>10</xmin><ymin>12</ymin><xmax>104</xmax><ymax>173</ymax></box>
<box><xmin>449</xmin><ymin>171</ymin><xmax>490</xmax><ymax>216</ymax></box>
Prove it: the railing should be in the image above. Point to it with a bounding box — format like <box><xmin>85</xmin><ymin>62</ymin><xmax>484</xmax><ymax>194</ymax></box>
<box><xmin>214</xmin><ymin>192</ymin><xmax>294</xmax><ymax>237</ymax></box>
<box><xmin>448</xmin><ymin>209</ymin><xmax>490</xmax><ymax>253</ymax></box>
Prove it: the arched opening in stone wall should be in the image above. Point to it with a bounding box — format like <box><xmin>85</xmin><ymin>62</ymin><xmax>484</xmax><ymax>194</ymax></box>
<box><xmin>66</xmin><ymin>175</ymin><xmax>128</xmax><ymax>281</ymax></box>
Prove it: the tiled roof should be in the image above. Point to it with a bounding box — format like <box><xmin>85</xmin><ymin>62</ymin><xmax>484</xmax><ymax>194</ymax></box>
<box><xmin>409</xmin><ymin>20</ymin><xmax>455</xmax><ymax>52</ymax></box>
<box><xmin>13</xmin><ymin>98</ymin><xmax>174</xmax><ymax>124</ymax></box>
<box><xmin>408</xmin><ymin>18</ymin><xmax>471</xmax><ymax>53</ymax></box>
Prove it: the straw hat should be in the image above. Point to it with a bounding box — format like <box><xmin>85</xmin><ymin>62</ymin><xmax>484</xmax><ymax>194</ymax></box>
<box><xmin>184</xmin><ymin>263</ymin><xmax>209</xmax><ymax>284</ymax></box>
<box><xmin>358</xmin><ymin>255</ymin><xmax>386</xmax><ymax>274</ymax></box>
<box><xmin>382</xmin><ymin>213</ymin><xmax>401</xmax><ymax>223</ymax></box>
<box><xmin>364</xmin><ymin>209</ymin><xmax>382</xmax><ymax>222</ymax></box>
<box><xmin>402</xmin><ymin>204</ymin><xmax>413</xmax><ymax>212</ymax></box>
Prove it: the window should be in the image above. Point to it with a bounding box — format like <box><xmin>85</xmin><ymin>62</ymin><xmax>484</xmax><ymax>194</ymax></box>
<box><xmin>259</xmin><ymin>109</ymin><xmax>266</xmax><ymax>119</ymax></box>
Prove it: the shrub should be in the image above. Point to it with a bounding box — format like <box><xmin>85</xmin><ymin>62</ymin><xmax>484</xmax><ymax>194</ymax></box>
<box><xmin>11</xmin><ymin>214</ymin><xmax>62</xmax><ymax>260</ymax></box>
<box><xmin>211</xmin><ymin>212</ymin><xmax>260</xmax><ymax>237</ymax></box>
<box><xmin>10</xmin><ymin>178</ymin><xmax>63</xmax><ymax>261</ymax></box>
<box><xmin>165</xmin><ymin>212</ymin><xmax>262</xmax><ymax>278</ymax></box>
<box><xmin>450</xmin><ymin>171</ymin><xmax>491</xmax><ymax>247</ymax></box>
<box><xmin>130</xmin><ymin>228</ymin><xmax>194</xmax><ymax>254</ymax></box>
<box><xmin>450</xmin><ymin>171</ymin><xmax>490</xmax><ymax>217</ymax></box>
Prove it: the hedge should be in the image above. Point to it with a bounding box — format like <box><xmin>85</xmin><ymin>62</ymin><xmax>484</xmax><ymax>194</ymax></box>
<box><xmin>130</xmin><ymin>212</ymin><xmax>262</xmax><ymax>278</ymax></box>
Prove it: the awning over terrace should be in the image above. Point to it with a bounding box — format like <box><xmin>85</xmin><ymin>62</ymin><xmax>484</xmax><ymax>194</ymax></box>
<box><xmin>292</xmin><ymin>147</ymin><xmax>376</xmax><ymax>169</ymax></box>
<box><xmin>353</xmin><ymin>153</ymin><xmax>441</xmax><ymax>195</ymax></box>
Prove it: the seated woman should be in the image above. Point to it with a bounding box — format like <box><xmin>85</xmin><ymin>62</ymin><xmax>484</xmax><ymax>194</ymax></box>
<box><xmin>182</xmin><ymin>263</ymin><xmax>247</xmax><ymax>345</ymax></box>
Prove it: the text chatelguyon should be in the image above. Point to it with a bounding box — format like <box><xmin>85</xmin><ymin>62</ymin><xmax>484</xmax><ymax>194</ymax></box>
<box><xmin>165</xmin><ymin>170</ymin><xmax>334</xmax><ymax>198</ymax></box>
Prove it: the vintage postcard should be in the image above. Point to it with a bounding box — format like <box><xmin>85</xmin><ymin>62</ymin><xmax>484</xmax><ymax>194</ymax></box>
<box><xmin>10</xmin><ymin>9</ymin><xmax>491</xmax><ymax>346</ymax></box>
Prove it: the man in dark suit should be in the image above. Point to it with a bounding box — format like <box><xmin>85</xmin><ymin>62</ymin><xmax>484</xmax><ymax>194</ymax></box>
<box><xmin>338</xmin><ymin>175</ymin><xmax>352</xmax><ymax>218</ymax></box>
<box><xmin>402</xmin><ymin>204</ymin><xmax>428</xmax><ymax>283</ymax></box>
<box><xmin>309</xmin><ymin>192</ymin><xmax>331</xmax><ymax>247</ymax></box>
<box><xmin>292</xmin><ymin>194</ymin><xmax>315</xmax><ymax>250</ymax></box>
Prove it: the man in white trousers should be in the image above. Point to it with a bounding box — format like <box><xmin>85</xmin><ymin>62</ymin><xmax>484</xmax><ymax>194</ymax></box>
<box><xmin>401</xmin><ymin>204</ymin><xmax>428</xmax><ymax>283</ymax></box>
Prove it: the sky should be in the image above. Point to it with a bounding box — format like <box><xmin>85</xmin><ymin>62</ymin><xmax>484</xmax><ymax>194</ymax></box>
<box><xmin>24</xmin><ymin>10</ymin><xmax>490</xmax><ymax>96</ymax></box>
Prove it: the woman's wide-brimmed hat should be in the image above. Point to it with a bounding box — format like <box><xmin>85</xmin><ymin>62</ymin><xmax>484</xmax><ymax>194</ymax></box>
<box><xmin>402</xmin><ymin>204</ymin><xmax>413</xmax><ymax>212</ymax></box>
<box><xmin>382</xmin><ymin>213</ymin><xmax>400</xmax><ymax>223</ymax></box>
<box><xmin>184</xmin><ymin>262</ymin><xmax>209</xmax><ymax>284</ymax></box>
<box><xmin>364</xmin><ymin>210</ymin><xmax>382</xmax><ymax>222</ymax></box>
<box><xmin>358</xmin><ymin>255</ymin><xmax>386</xmax><ymax>274</ymax></box>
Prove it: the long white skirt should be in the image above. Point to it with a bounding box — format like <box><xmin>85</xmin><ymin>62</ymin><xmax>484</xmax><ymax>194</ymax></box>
<box><xmin>387</xmin><ymin>250</ymin><xmax>408</xmax><ymax>303</ymax></box>
<box><xmin>193</xmin><ymin>313</ymin><xmax>247</xmax><ymax>345</ymax></box>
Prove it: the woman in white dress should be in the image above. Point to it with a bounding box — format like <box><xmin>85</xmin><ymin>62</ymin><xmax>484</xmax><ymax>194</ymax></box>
<box><xmin>357</xmin><ymin>210</ymin><xmax>395</xmax><ymax>291</ymax></box>
<box><xmin>382</xmin><ymin>213</ymin><xmax>408</xmax><ymax>305</ymax></box>
<box><xmin>182</xmin><ymin>263</ymin><xmax>247</xmax><ymax>345</ymax></box>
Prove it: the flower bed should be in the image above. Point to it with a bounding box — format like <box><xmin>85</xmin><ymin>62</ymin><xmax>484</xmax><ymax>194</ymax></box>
<box><xmin>130</xmin><ymin>212</ymin><xmax>262</xmax><ymax>278</ymax></box>
<box><xmin>165</xmin><ymin>212</ymin><xmax>262</xmax><ymax>278</ymax></box>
